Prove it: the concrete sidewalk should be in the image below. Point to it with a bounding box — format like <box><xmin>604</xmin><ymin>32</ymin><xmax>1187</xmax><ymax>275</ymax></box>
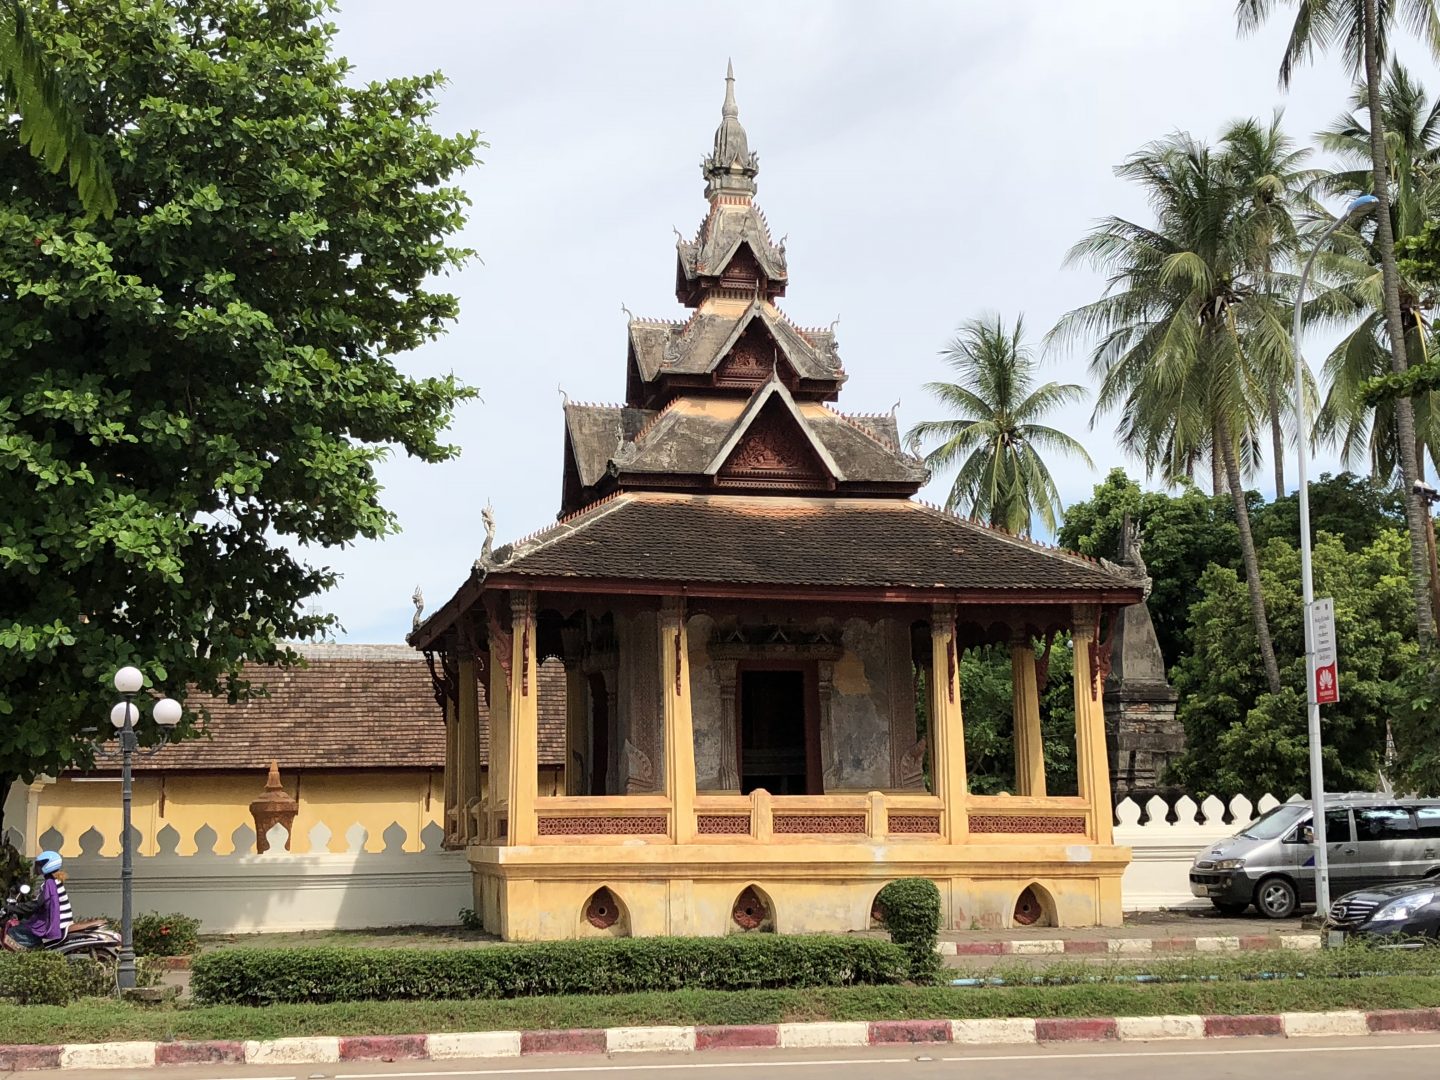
<box><xmin>937</xmin><ymin>909</ymin><xmax>1314</xmax><ymax>959</ymax></box>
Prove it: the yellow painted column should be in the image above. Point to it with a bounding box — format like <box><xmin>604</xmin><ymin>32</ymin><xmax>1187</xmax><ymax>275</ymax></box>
<box><xmin>660</xmin><ymin>599</ymin><xmax>697</xmax><ymax>843</ymax></box>
<box><xmin>442</xmin><ymin>694</ymin><xmax>460</xmax><ymax>845</ymax></box>
<box><xmin>1071</xmin><ymin>608</ymin><xmax>1115</xmax><ymax>846</ymax></box>
<box><xmin>929</xmin><ymin>605</ymin><xmax>968</xmax><ymax>842</ymax></box>
<box><xmin>487</xmin><ymin>623</ymin><xmax>512</xmax><ymax>840</ymax></box>
<box><xmin>506</xmin><ymin>592</ymin><xmax>541</xmax><ymax>846</ymax></box>
<box><xmin>456</xmin><ymin>656</ymin><xmax>480</xmax><ymax>844</ymax></box>
<box><xmin>564</xmin><ymin>663</ymin><xmax>588</xmax><ymax>796</ymax></box>
<box><xmin>1010</xmin><ymin>640</ymin><xmax>1046</xmax><ymax>797</ymax></box>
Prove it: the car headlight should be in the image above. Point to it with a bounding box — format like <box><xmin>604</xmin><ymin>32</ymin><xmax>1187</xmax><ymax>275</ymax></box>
<box><xmin>1373</xmin><ymin>890</ymin><xmax>1439</xmax><ymax>922</ymax></box>
<box><xmin>1212</xmin><ymin>859</ymin><xmax>1245</xmax><ymax>871</ymax></box>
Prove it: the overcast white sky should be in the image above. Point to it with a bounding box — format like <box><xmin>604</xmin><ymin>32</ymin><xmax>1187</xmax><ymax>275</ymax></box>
<box><xmin>314</xmin><ymin>0</ymin><xmax>1418</xmax><ymax>644</ymax></box>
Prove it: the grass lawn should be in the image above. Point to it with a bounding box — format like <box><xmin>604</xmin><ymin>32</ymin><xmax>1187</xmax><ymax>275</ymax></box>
<box><xmin>3</xmin><ymin>977</ymin><xmax>1440</xmax><ymax>1044</ymax></box>
<box><xmin>6</xmin><ymin>947</ymin><xmax>1440</xmax><ymax>1046</ymax></box>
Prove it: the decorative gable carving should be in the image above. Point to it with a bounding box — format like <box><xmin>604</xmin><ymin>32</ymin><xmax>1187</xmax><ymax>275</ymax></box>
<box><xmin>716</xmin><ymin>321</ymin><xmax>794</xmax><ymax>388</ymax></box>
<box><xmin>718</xmin><ymin>243</ymin><xmax>764</xmax><ymax>293</ymax></box>
<box><xmin>719</xmin><ymin>398</ymin><xmax>828</xmax><ymax>485</ymax></box>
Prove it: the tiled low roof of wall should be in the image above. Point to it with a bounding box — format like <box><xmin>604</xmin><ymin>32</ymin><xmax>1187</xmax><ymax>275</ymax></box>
<box><xmin>124</xmin><ymin>644</ymin><xmax>566</xmax><ymax>772</ymax></box>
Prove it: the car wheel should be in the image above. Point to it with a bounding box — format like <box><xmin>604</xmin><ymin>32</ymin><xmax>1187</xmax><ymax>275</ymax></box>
<box><xmin>1211</xmin><ymin>900</ymin><xmax>1249</xmax><ymax>916</ymax></box>
<box><xmin>1255</xmin><ymin>876</ymin><xmax>1298</xmax><ymax>919</ymax></box>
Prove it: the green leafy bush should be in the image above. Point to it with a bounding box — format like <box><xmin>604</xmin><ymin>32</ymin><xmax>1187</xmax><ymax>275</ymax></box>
<box><xmin>191</xmin><ymin>935</ymin><xmax>908</xmax><ymax>1006</ymax></box>
<box><xmin>458</xmin><ymin>907</ymin><xmax>483</xmax><ymax>932</ymax></box>
<box><xmin>874</xmin><ymin>878</ymin><xmax>942</xmax><ymax>981</ymax></box>
<box><xmin>0</xmin><ymin>952</ymin><xmax>112</xmax><ymax>1004</ymax></box>
<box><xmin>132</xmin><ymin>912</ymin><xmax>201</xmax><ymax>956</ymax></box>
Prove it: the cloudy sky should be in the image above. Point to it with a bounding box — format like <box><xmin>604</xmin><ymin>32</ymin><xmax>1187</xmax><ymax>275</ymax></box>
<box><xmin>317</xmin><ymin>0</ymin><xmax>1412</xmax><ymax>644</ymax></box>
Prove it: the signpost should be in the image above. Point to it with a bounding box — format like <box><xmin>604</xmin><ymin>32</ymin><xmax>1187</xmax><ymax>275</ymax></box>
<box><xmin>1310</xmin><ymin>598</ymin><xmax>1339</xmax><ymax>706</ymax></box>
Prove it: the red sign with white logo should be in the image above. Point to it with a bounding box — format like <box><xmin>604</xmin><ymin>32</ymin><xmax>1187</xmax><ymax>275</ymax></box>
<box><xmin>1310</xmin><ymin>598</ymin><xmax>1339</xmax><ymax>706</ymax></box>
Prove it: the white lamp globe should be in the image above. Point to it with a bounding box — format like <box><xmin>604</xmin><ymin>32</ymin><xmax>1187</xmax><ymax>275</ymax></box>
<box><xmin>153</xmin><ymin>698</ymin><xmax>182</xmax><ymax>728</ymax></box>
<box><xmin>113</xmin><ymin>666</ymin><xmax>144</xmax><ymax>694</ymax></box>
<box><xmin>110</xmin><ymin>701</ymin><xmax>138</xmax><ymax>729</ymax></box>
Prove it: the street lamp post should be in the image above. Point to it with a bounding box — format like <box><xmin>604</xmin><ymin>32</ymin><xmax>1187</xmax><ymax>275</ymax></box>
<box><xmin>106</xmin><ymin>666</ymin><xmax>182</xmax><ymax>990</ymax></box>
<box><xmin>1291</xmin><ymin>194</ymin><xmax>1379</xmax><ymax>919</ymax></box>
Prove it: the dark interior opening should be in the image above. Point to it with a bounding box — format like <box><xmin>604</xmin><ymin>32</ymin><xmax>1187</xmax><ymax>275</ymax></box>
<box><xmin>740</xmin><ymin>669</ymin><xmax>808</xmax><ymax>795</ymax></box>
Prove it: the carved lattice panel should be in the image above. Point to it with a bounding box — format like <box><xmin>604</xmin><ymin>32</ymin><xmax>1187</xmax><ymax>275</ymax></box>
<box><xmin>536</xmin><ymin>815</ymin><xmax>668</xmax><ymax>836</ymax></box>
<box><xmin>887</xmin><ymin>814</ymin><xmax>941</xmax><ymax>835</ymax></box>
<box><xmin>697</xmin><ymin>815</ymin><xmax>751</xmax><ymax>835</ymax></box>
<box><xmin>772</xmin><ymin>814</ymin><xmax>866</xmax><ymax>835</ymax></box>
<box><xmin>969</xmin><ymin>814</ymin><xmax>1086</xmax><ymax>835</ymax></box>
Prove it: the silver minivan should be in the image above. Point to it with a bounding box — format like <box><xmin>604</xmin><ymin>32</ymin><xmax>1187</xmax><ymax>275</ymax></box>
<box><xmin>1188</xmin><ymin>794</ymin><xmax>1440</xmax><ymax>919</ymax></box>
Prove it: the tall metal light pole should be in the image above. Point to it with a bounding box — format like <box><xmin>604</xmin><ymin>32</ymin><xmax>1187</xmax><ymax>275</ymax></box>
<box><xmin>107</xmin><ymin>666</ymin><xmax>182</xmax><ymax>990</ymax></box>
<box><xmin>1291</xmin><ymin>194</ymin><xmax>1378</xmax><ymax>918</ymax></box>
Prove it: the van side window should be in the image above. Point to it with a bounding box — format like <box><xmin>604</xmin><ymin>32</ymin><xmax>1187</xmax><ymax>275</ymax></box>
<box><xmin>1415</xmin><ymin>807</ymin><xmax>1440</xmax><ymax>839</ymax></box>
<box><xmin>1355</xmin><ymin>807</ymin><xmax>1417</xmax><ymax>841</ymax></box>
<box><xmin>1324</xmin><ymin>809</ymin><xmax>1352</xmax><ymax>843</ymax></box>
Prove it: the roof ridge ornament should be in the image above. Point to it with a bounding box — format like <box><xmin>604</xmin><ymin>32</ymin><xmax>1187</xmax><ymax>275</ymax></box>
<box><xmin>703</xmin><ymin>61</ymin><xmax>759</xmax><ymax>200</ymax></box>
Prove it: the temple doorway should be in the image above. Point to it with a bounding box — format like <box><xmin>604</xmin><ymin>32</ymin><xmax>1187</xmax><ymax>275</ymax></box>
<box><xmin>739</xmin><ymin>668</ymin><xmax>811</xmax><ymax>795</ymax></box>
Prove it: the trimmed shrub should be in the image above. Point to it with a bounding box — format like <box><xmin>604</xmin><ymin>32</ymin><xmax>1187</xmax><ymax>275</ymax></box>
<box><xmin>0</xmin><ymin>952</ymin><xmax>112</xmax><ymax>1004</ymax></box>
<box><xmin>874</xmin><ymin>878</ymin><xmax>942</xmax><ymax>981</ymax></box>
<box><xmin>132</xmin><ymin>912</ymin><xmax>201</xmax><ymax>956</ymax></box>
<box><xmin>191</xmin><ymin>934</ymin><xmax>908</xmax><ymax>1006</ymax></box>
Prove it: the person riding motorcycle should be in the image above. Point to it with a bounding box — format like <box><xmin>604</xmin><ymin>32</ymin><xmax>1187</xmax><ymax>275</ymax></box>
<box><xmin>5</xmin><ymin>851</ymin><xmax>74</xmax><ymax>949</ymax></box>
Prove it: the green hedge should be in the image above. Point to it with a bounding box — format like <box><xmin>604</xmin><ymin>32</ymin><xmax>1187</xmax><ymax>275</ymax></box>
<box><xmin>192</xmin><ymin>935</ymin><xmax>909</xmax><ymax>1006</ymax></box>
<box><xmin>133</xmin><ymin>912</ymin><xmax>202</xmax><ymax>956</ymax></box>
<box><xmin>874</xmin><ymin>878</ymin><xmax>942</xmax><ymax>981</ymax></box>
<box><xmin>0</xmin><ymin>952</ymin><xmax>113</xmax><ymax>1005</ymax></box>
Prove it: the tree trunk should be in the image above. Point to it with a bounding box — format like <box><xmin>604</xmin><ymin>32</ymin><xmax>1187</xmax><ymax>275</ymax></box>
<box><xmin>1211</xmin><ymin>448</ymin><xmax>1225</xmax><ymax>497</ymax></box>
<box><xmin>1218</xmin><ymin>412</ymin><xmax>1283</xmax><ymax>695</ymax></box>
<box><xmin>1364</xmin><ymin>0</ymin><xmax>1437</xmax><ymax>649</ymax></box>
<box><xmin>0</xmin><ymin>770</ymin><xmax>15</xmax><ymax>847</ymax></box>
<box><xmin>1270</xmin><ymin>391</ymin><xmax>1285</xmax><ymax>497</ymax></box>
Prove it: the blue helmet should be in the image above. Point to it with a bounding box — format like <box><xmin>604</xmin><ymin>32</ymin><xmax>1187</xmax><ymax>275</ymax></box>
<box><xmin>34</xmin><ymin>851</ymin><xmax>62</xmax><ymax>875</ymax></box>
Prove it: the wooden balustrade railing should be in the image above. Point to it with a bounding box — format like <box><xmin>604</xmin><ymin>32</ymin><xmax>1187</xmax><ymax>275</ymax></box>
<box><xmin>522</xmin><ymin>792</ymin><xmax>947</xmax><ymax>843</ymax></box>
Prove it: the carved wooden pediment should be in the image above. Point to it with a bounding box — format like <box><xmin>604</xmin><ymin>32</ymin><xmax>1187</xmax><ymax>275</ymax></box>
<box><xmin>718</xmin><ymin>397</ymin><xmax>828</xmax><ymax>483</ymax></box>
<box><xmin>715</xmin><ymin>320</ymin><xmax>795</xmax><ymax>387</ymax></box>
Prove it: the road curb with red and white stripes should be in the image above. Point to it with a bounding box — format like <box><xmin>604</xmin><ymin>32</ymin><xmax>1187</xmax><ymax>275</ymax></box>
<box><xmin>2</xmin><ymin>1006</ymin><xmax>1436</xmax><ymax>1071</ymax></box>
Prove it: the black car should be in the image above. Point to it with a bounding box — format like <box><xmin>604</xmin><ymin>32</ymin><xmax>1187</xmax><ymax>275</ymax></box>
<box><xmin>1326</xmin><ymin>880</ymin><xmax>1440</xmax><ymax>945</ymax></box>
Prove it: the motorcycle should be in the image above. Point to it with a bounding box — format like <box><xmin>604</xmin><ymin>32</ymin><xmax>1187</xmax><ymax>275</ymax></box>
<box><xmin>2</xmin><ymin>884</ymin><xmax>122</xmax><ymax>962</ymax></box>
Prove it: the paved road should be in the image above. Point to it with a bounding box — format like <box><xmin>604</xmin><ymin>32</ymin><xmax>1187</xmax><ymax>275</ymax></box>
<box><xmin>57</xmin><ymin>1034</ymin><xmax>1440</xmax><ymax>1079</ymax></box>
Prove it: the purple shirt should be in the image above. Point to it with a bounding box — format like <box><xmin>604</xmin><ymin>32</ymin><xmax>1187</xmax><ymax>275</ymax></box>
<box><xmin>22</xmin><ymin>877</ymin><xmax>69</xmax><ymax>942</ymax></box>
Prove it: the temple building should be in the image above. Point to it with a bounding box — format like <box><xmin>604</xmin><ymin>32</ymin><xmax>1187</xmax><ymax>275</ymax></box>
<box><xmin>409</xmin><ymin>67</ymin><xmax>1142</xmax><ymax>939</ymax></box>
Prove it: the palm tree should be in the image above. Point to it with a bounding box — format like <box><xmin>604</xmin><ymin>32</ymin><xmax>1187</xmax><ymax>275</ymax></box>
<box><xmin>1311</xmin><ymin>62</ymin><xmax>1440</xmax><ymax>478</ymax></box>
<box><xmin>905</xmin><ymin>314</ymin><xmax>1092</xmax><ymax>538</ymax></box>
<box><xmin>1</xmin><ymin>0</ymin><xmax>115</xmax><ymax>217</ymax></box>
<box><xmin>1237</xmin><ymin>0</ymin><xmax>1440</xmax><ymax>645</ymax></box>
<box><xmin>1222</xmin><ymin>112</ymin><xmax>1324</xmax><ymax>495</ymax></box>
<box><xmin>1054</xmin><ymin>132</ymin><xmax>1298</xmax><ymax>696</ymax></box>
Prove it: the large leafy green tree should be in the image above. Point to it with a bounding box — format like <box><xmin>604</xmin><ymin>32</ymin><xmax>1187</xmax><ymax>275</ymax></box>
<box><xmin>905</xmin><ymin>314</ymin><xmax>1091</xmax><ymax>537</ymax></box>
<box><xmin>1</xmin><ymin>0</ymin><xmax>115</xmax><ymax>217</ymax></box>
<box><xmin>0</xmin><ymin>0</ymin><xmax>480</xmax><ymax>819</ymax></box>
<box><xmin>1169</xmin><ymin>530</ymin><xmax>1417</xmax><ymax>795</ymax></box>
<box><xmin>1055</xmin><ymin>129</ymin><xmax>1303</xmax><ymax>695</ymax></box>
<box><xmin>959</xmin><ymin>643</ymin><xmax>1077</xmax><ymax>797</ymax></box>
<box><xmin>1061</xmin><ymin>468</ymin><xmax>1404</xmax><ymax>676</ymax></box>
<box><xmin>1238</xmin><ymin>0</ymin><xmax>1440</xmax><ymax>647</ymax></box>
<box><xmin>1060</xmin><ymin>470</ymin><xmax>1243</xmax><ymax>674</ymax></box>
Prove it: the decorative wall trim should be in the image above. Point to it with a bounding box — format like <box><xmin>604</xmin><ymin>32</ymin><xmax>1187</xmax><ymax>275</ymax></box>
<box><xmin>888</xmin><ymin>813</ymin><xmax>941</xmax><ymax>835</ymax></box>
<box><xmin>696</xmin><ymin>814</ymin><xmax>751</xmax><ymax>835</ymax></box>
<box><xmin>969</xmin><ymin>814</ymin><xmax>1087</xmax><ymax>835</ymax></box>
<box><xmin>536</xmin><ymin>815</ymin><xmax>668</xmax><ymax>836</ymax></box>
<box><xmin>772</xmin><ymin>813</ymin><xmax>865</xmax><ymax>835</ymax></box>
